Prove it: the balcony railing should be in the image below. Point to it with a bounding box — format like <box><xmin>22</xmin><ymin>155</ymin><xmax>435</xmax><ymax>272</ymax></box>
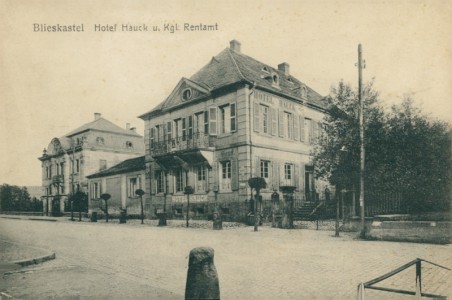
<box><xmin>151</xmin><ymin>133</ymin><xmax>215</xmax><ymax>156</ymax></box>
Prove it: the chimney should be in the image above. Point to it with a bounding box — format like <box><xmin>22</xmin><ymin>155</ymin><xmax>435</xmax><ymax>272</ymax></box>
<box><xmin>94</xmin><ymin>113</ymin><xmax>101</xmax><ymax>120</ymax></box>
<box><xmin>126</xmin><ymin>123</ymin><xmax>130</xmax><ymax>130</ymax></box>
<box><xmin>229</xmin><ymin>40</ymin><xmax>241</xmax><ymax>53</ymax></box>
<box><xmin>278</xmin><ymin>63</ymin><xmax>290</xmax><ymax>76</ymax></box>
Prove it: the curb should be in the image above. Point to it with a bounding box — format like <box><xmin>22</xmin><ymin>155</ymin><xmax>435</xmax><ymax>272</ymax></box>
<box><xmin>12</xmin><ymin>253</ymin><xmax>56</xmax><ymax>267</ymax></box>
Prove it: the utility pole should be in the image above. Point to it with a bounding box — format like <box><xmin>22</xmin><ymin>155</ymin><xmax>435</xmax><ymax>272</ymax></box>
<box><xmin>358</xmin><ymin>44</ymin><xmax>366</xmax><ymax>237</ymax></box>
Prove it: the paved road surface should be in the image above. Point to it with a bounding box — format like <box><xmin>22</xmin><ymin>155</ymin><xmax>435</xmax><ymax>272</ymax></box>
<box><xmin>1</xmin><ymin>218</ymin><xmax>451</xmax><ymax>299</ymax></box>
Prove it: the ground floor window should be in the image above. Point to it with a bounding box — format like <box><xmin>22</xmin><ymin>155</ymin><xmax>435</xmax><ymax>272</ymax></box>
<box><xmin>90</xmin><ymin>181</ymin><xmax>102</xmax><ymax>199</ymax></box>
<box><xmin>220</xmin><ymin>161</ymin><xmax>231</xmax><ymax>191</ymax></box>
<box><xmin>281</xmin><ymin>163</ymin><xmax>293</xmax><ymax>186</ymax></box>
<box><xmin>260</xmin><ymin>160</ymin><xmax>270</xmax><ymax>181</ymax></box>
<box><xmin>156</xmin><ymin>171</ymin><xmax>164</xmax><ymax>194</ymax></box>
<box><xmin>196</xmin><ymin>166</ymin><xmax>207</xmax><ymax>192</ymax></box>
<box><xmin>175</xmin><ymin>168</ymin><xmax>185</xmax><ymax>193</ymax></box>
<box><xmin>127</xmin><ymin>176</ymin><xmax>141</xmax><ymax>197</ymax></box>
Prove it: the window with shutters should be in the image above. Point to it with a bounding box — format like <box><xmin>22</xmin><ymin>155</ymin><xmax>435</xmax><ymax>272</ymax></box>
<box><xmin>204</xmin><ymin>111</ymin><xmax>209</xmax><ymax>134</ymax></box>
<box><xmin>156</xmin><ymin>171</ymin><xmax>164</xmax><ymax>194</ymax></box>
<box><xmin>220</xmin><ymin>161</ymin><xmax>231</xmax><ymax>191</ymax></box>
<box><xmin>150</xmin><ymin>127</ymin><xmax>155</xmax><ymax>147</ymax></box>
<box><xmin>216</xmin><ymin>103</ymin><xmax>237</xmax><ymax>134</ymax></box>
<box><xmin>261</xmin><ymin>105</ymin><xmax>270</xmax><ymax>134</ymax></box>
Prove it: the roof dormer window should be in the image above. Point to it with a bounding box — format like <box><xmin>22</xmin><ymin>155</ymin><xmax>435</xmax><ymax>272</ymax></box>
<box><xmin>182</xmin><ymin>88</ymin><xmax>192</xmax><ymax>101</ymax></box>
<box><xmin>271</xmin><ymin>73</ymin><xmax>279</xmax><ymax>86</ymax></box>
<box><xmin>301</xmin><ymin>86</ymin><xmax>308</xmax><ymax>98</ymax></box>
<box><xmin>262</xmin><ymin>66</ymin><xmax>270</xmax><ymax>73</ymax></box>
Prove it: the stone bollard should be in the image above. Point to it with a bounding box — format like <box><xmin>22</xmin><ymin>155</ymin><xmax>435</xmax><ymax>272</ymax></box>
<box><xmin>212</xmin><ymin>208</ymin><xmax>222</xmax><ymax>230</ymax></box>
<box><xmin>185</xmin><ymin>247</ymin><xmax>220</xmax><ymax>300</ymax></box>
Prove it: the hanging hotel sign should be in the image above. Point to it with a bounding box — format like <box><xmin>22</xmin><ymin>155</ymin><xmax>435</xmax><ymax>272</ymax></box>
<box><xmin>171</xmin><ymin>194</ymin><xmax>208</xmax><ymax>203</ymax></box>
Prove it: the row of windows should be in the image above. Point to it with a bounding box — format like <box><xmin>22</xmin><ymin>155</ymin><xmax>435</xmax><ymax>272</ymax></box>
<box><xmin>45</xmin><ymin>159</ymin><xmax>81</xmax><ymax>179</ymax></box>
<box><xmin>150</xmin><ymin>103</ymin><xmax>237</xmax><ymax>145</ymax></box>
<box><xmin>255</xmin><ymin>102</ymin><xmax>324</xmax><ymax>143</ymax></box>
<box><xmin>89</xmin><ymin>176</ymin><xmax>142</xmax><ymax>200</ymax></box>
<box><xmin>155</xmin><ymin>165</ymin><xmax>210</xmax><ymax>194</ymax></box>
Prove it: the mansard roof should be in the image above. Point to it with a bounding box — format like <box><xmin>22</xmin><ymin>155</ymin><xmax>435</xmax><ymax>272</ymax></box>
<box><xmin>139</xmin><ymin>42</ymin><xmax>327</xmax><ymax>119</ymax></box>
<box><xmin>86</xmin><ymin>156</ymin><xmax>145</xmax><ymax>179</ymax></box>
<box><xmin>65</xmin><ymin>117</ymin><xmax>141</xmax><ymax>138</ymax></box>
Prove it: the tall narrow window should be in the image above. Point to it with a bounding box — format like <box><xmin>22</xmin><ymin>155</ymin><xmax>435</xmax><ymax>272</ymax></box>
<box><xmin>156</xmin><ymin>171</ymin><xmax>164</xmax><ymax>194</ymax></box>
<box><xmin>209</xmin><ymin>107</ymin><xmax>217</xmax><ymax>135</ymax></box>
<box><xmin>219</xmin><ymin>105</ymin><xmax>231</xmax><ymax>134</ymax></box>
<box><xmin>260</xmin><ymin>160</ymin><xmax>270</xmax><ymax>180</ymax></box>
<box><xmin>282</xmin><ymin>163</ymin><xmax>293</xmax><ymax>186</ymax></box>
<box><xmin>196</xmin><ymin>166</ymin><xmax>207</xmax><ymax>192</ymax></box>
<box><xmin>204</xmin><ymin>111</ymin><xmax>209</xmax><ymax>134</ymax></box>
<box><xmin>188</xmin><ymin>116</ymin><xmax>193</xmax><ymax>139</ymax></box>
<box><xmin>285</xmin><ymin>112</ymin><xmax>293</xmax><ymax>139</ymax></box>
<box><xmin>182</xmin><ymin>118</ymin><xmax>187</xmax><ymax>141</ymax></box>
<box><xmin>128</xmin><ymin>177</ymin><xmax>141</xmax><ymax>197</ymax></box>
<box><xmin>230</xmin><ymin>103</ymin><xmax>236</xmax><ymax>132</ymax></box>
<box><xmin>150</xmin><ymin>127</ymin><xmax>155</xmax><ymax>147</ymax></box>
<box><xmin>166</xmin><ymin>121</ymin><xmax>172</xmax><ymax>142</ymax></box>
<box><xmin>261</xmin><ymin>105</ymin><xmax>270</xmax><ymax>134</ymax></box>
<box><xmin>175</xmin><ymin>168</ymin><xmax>184</xmax><ymax>192</ymax></box>
<box><xmin>305</xmin><ymin>118</ymin><xmax>312</xmax><ymax>144</ymax></box>
<box><xmin>220</xmin><ymin>161</ymin><xmax>232</xmax><ymax>191</ymax></box>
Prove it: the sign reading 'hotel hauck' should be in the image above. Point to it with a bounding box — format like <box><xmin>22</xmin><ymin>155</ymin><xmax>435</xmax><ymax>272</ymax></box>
<box><xmin>172</xmin><ymin>194</ymin><xmax>208</xmax><ymax>203</ymax></box>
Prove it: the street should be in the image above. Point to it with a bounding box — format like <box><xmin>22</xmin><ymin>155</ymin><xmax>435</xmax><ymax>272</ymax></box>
<box><xmin>1</xmin><ymin>217</ymin><xmax>451</xmax><ymax>299</ymax></box>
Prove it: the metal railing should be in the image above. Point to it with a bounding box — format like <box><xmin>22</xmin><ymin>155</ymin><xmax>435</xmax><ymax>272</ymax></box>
<box><xmin>151</xmin><ymin>133</ymin><xmax>215</xmax><ymax>156</ymax></box>
<box><xmin>357</xmin><ymin>258</ymin><xmax>450</xmax><ymax>299</ymax></box>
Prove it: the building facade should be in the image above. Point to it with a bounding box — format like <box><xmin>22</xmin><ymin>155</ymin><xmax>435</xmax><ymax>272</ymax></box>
<box><xmin>86</xmin><ymin>156</ymin><xmax>146</xmax><ymax>216</ymax></box>
<box><xmin>139</xmin><ymin>40</ymin><xmax>331</xmax><ymax>220</ymax></box>
<box><xmin>38</xmin><ymin>113</ymin><xmax>144</xmax><ymax>215</ymax></box>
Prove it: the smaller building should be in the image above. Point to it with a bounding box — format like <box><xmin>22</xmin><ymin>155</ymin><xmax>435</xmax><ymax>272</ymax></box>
<box><xmin>86</xmin><ymin>156</ymin><xmax>146</xmax><ymax>217</ymax></box>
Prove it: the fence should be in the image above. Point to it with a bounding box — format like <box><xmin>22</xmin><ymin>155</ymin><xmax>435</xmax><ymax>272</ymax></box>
<box><xmin>364</xmin><ymin>191</ymin><xmax>406</xmax><ymax>216</ymax></box>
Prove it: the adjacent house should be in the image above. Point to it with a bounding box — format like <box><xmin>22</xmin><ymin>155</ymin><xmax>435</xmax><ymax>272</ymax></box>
<box><xmin>38</xmin><ymin>113</ymin><xmax>144</xmax><ymax>215</ymax></box>
<box><xmin>86</xmin><ymin>156</ymin><xmax>146</xmax><ymax>216</ymax></box>
<box><xmin>138</xmin><ymin>40</ymin><xmax>331</xmax><ymax>220</ymax></box>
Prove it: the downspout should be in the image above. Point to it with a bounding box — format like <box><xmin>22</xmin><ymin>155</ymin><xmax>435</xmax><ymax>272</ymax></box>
<box><xmin>248</xmin><ymin>82</ymin><xmax>256</xmax><ymax>202</ymax></box>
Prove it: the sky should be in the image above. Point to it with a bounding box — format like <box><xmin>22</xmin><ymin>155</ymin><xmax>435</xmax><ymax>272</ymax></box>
<box><xmin>1</xmin><ymin>0</ymin><xmax>451</xmax><ymax>187</ymax></box>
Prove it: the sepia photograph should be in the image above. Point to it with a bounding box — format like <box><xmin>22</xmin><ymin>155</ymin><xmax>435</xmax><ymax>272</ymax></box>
<box><xmin>1</xmin><ymin>0</ymin><xmax>451</xmax><ymax>299</ymax></box>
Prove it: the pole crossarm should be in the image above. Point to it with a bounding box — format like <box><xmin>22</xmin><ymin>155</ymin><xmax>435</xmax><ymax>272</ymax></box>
<box><xmin>358</xmin><ymin>258</ymin><xmax>450</xmax><ymax>299</ymax></box>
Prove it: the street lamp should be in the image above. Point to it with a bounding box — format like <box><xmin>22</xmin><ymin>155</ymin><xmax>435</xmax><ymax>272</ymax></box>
<box><xmin>100</xmin><ymin>193</ymin><xmax>111</xmax><ymax>222</ymax></box>
<box><xmin>135</xmin><ymin>189</ymin><xmax>145</xmax><ymax>224</ymax></box>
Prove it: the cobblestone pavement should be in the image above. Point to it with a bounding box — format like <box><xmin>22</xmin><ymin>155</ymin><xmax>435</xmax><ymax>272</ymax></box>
<box><xmin>1</xmin><ymin>217</ymin><xmax>450</xmax><ymax>299</ymax></box>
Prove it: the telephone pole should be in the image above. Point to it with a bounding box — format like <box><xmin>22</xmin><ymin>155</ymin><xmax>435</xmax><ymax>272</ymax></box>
<box><xmin>358</xmin><ymin>44</ymin><xmax>366</xmax><ymax>237</ymax></box>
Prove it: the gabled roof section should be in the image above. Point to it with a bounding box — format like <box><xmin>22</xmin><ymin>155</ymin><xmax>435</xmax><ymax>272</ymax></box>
<box><xmin>86</xmin><ymin>156</ymin><xmax>145</xmax><ymax>179</ymax></box>
<box><xmin>65</xmin><ymin>117</ymin><xmax>141</xmax><ymax>137</ymax></box>
<box><xmin>157</xmin><ymin>77</ymin><xmax>211</xmax><ymax>111</ymax></box>
<box><xmin>139</xmin><ymin>41</ymin><xmax>327</xmax><ymax>119</ymax></box>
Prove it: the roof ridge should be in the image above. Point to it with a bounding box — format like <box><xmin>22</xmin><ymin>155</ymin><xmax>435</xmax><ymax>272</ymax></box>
<box><xmin>226</xmin><ymin>48</ymin><xmax>246</xmax><ymax>82</ymax></box>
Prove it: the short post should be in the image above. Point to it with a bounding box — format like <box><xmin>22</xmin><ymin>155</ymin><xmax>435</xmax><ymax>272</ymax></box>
<box><xmin>135</xmin><ymin>189</ymin><xmax>145</xmax><ymax>224</ymax></box>
<box><xmin>184</xmin><ymin>186</ymin><xmax>194</xmax><ymax>228</ymax></box>
<box><xmin>212</xmin><ymin>207</ymin><xmax>222</xmax><ymax>230</ymax></box>
<box><xmin>185</xmin><ymin>247</ymin><xmax>220</xmax><ymax>300</ymax></box>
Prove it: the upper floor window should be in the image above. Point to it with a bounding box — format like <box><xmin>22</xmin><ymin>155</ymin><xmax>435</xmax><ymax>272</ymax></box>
<box><xmin>285</xmin><ymin>112</ymin><xmax>294</xmax><ymax>139</ymax></box>
<box><xmin>261</xmin><ymin>105</ymin><xmax>270</xmax><ymax>134</ymax></box>
<box><xmin>99</xmin><ymin>160</ymin><xmax>107</xmax><ymax>171</ymax></box>
<box><xmin>126</xmin><ymin>141</ymin><xmax>133</xmax><ymax>149</ymax></box>
<box><xmin>218</xmin><ymin>103</ymin><xmax>236</xmax><ymax>134</ymax></box>
<box><xmin>96</xmin><ymin>137</ymin><xmax>104</xmax><ymax>145</ymax></box>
